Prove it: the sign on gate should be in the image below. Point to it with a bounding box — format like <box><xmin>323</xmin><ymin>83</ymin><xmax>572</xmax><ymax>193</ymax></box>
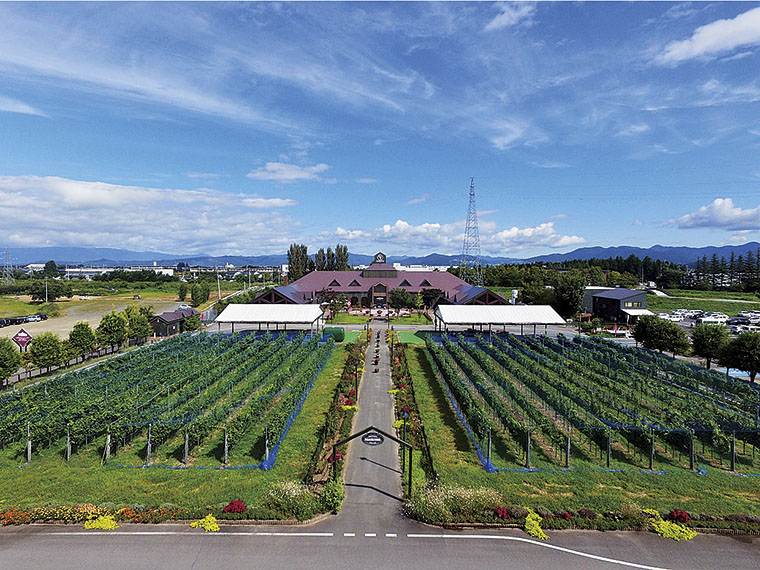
<box><xmin>12</xmin><ymin>328</ymin><xmax>33</xmax><ymax>350</ymax></box>
<box><xmin>361</xmin><ymin>431</ymin><xmax>384</xmax><ymax>446</ymax></box>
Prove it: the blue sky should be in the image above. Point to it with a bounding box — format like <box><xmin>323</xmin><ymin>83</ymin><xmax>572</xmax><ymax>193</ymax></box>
<box><xmin>0</xmin><ymin>1</ymin><xmax>759</xmax><ymax>259</ymax></box>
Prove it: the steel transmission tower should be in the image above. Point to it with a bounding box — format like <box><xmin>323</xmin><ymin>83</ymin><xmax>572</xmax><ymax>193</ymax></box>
<box><xmin>2</xmin><ymin>247</ymin><xmax>14</xmax><ymax>285</ymax></box>
<box><xmin>459</xmin><ymin>178</ymin><xmax>483</xmax><ymax>286</ymax></box>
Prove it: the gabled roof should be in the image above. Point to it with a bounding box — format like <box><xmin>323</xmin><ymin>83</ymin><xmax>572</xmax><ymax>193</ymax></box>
<box><xmin>216</xmin><ymin>303</ymin><xmax>324</xmax><ymax>324</ymax></box>
<box><xmin>152</xmin><ymin>308</ymin><xmax>199</xmax><ymax>324</ymax></box>
<box><xmin>593</xmin><ymin>288</ymin><xmax>643</xmax><ymax>300</ymax></box>
<box><xmin>435</xmin><ymin>305</ymin><xmax>565</xmax><ymax>325</ymax></box>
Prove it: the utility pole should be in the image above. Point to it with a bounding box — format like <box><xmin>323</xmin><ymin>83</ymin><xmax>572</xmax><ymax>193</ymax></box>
<box><xmin>45</xmin><ymin>276</ymin><xmax>48</xmax><ymax>303</ymax></box>
<box><xmin>216</xmin><ymin>266</ymin><xmax>222</xmax><ymax>302</ymax></box>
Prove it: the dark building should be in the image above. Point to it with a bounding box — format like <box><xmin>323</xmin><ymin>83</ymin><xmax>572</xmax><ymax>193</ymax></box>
<box><xmin>150</xmin><ymin>308</ymin><xmax>200</xmax><ymax>337</ymax></box>
<box><xmin>591</xmin><ymin>288</ymin><xmax>648</xmax><ymax>323</ymax></box>
<box><xmin>254</xmin><ymin>252</ymin><xmax>506</xmax><ymax>307</ymax></box>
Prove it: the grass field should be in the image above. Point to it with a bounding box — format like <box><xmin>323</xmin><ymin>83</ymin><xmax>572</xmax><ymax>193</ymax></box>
<box><xmin>663</xmin><ymin>289</ymin><xmax>760</xmax><ymax>301</ymax></box>
<box><xmin>328</xmin><ymin>313</ymin><xmax>372</xmax><ymax>325</ymax></box>
<box><xmin>646</xmin><ymin>294</ymin><xmax>760</xmax><ymax>315</ymax></box>
<box><xmin>390</xmin><ymin>313</ymin><xmax>430</xmax><ymax>325</ymax></box>
<box><xmin>397</xmin><ymin>331</ymin><xmax>426</xmax><ymax>344</ymax></box>
<box><xmin>406</xmin><ymin>343</ymin><xmax>760</xmax><ymax>517</ymax></box>
<box><xmin>0</xmin><ymin>340</ymin><xmax>348</xmax><ymax>511</ymax></box>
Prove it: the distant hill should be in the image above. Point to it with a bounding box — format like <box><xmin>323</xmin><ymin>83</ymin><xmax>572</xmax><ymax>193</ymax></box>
<box><xmin>522</xmin><ymin>242</ymin><xmax>760</xmax><ymax>266</ymax></box>
<box><xmin>7</xmin><ymin>242</ymin><xmax>760</xmax><ymax>269</ymax></box>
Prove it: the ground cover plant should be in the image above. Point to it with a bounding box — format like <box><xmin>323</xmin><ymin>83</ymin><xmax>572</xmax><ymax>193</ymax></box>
<box><xmin>404</xmin><ymin>338</ymin><xmax>760</xmax><ymax>528</ymax></box>
<box><xmin>0</xmin><ymin>331</ymin><xmax>349</xmax><ymax>520</ymax></box>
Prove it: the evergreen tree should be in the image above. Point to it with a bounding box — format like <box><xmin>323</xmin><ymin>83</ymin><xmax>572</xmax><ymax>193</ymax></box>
<box><xmin>178</xmin><ymin>282</ymin><xmax>187</xmax><ymax>301</ymax></box>
<box><xmin>326</xmin><ymin>247</ymin><xmax>336</xmax><ymax>271</ymax></box>
<box><xmin>335</xmin><ymin>244</ymin><xmax>350</xmax><ymax>271</ymax></box>
<box><xmin>315</xmin><ymin>248</ymin><xmax>326</xmax><ymax>271</ymax></box>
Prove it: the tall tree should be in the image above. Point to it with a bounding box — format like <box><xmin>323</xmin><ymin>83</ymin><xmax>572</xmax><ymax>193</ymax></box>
<box><xmin>29</xmin><ymin>331</ymin><xmax>64</xmax><ymax>372</ymax></box>
<box><xmin>96</xmin><ymin>311</ymin><xmax>128</xmax><ymax>349</ymax></box>
<box><xmin>68</xmin><ymin>322</ymin><xmax>96</xmax><ymax>362</ymax></box>
<box><xmin>178</xmin><ymin>282</ymin><xmax>188</xmax><ymax>301</ymax></box>
<box><xmin>30</xmin><ymin>279</ymin><xmax>72</xmax><ymax>302</ymax></box>
<box><xmin>552</xmin><ymin>272</ymin><xmax>585</xmax><ymax>318</ymax></box>
<box><xmin>633</xmin><ymin>315</ymin><xmax>688</xmax><ymax>355</ymax></box>
<box><xmin>326</xmin><ymin>247</ymin><xmax>336</xmax><ymax>271</ymax></box>
<box><xmin>287</xmin><ymin>243</ymin><xmax>310</xmax><ymax>281</ymax></box>
<box><xmin>0</xmin><ymin>337</ymin><xmax>21</xmax><ymax>386</ymax></box>
<box><xmin>184</xmin><ymin>314</ymin><xmax>201</xmax><ymax>331</ymax></box>
<box><xmin>127</xmin><ymin>314</ymin><xmax>152</xmax><ymax>342</ymax></box>
<box><xmin>690</xmin><ymin>324</ymin><xmax>729</xmax><ymax>369</ymax></box>
<box><xmin>420</xmin><ymin>288</ymin><xmax>445</xmax><ymax>309</ymax></box>
<box><xmin>389</xmin><ymin>288</ymin><xmax>414</xmax><ymax>310</ymax></box>
<box><xmin>335</xmin><ymin>244</ymin><xmax>350</xmax><ymax>271</ymax></box>
<box><xmin>315</xmin><ymin>248</ymin><xmax>327</xmax><ymax>271</ymax></box>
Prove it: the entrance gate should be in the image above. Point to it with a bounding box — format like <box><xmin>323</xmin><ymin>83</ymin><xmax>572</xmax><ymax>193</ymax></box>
<box><xmin>332</xmin><ymin>425</ymin><xmax>412</xmax><ymax>493</ymax></box>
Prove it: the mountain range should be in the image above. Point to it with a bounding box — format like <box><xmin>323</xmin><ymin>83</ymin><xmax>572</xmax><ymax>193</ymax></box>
<box><xmin>6</xmin><ymin>243</ymin><xmax>760</xmax><ymax>269</ymax></box>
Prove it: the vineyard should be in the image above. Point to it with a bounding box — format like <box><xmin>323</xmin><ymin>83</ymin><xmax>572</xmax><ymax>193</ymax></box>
<box><xmin>0</xmin><ymin>331</ymin><xmax>333</xmax><ymax>469</ymax></box>
<box><xmin>424</xmin><ymin>333</ymin><xmax>760</xmax><ymax>474</ymax></box>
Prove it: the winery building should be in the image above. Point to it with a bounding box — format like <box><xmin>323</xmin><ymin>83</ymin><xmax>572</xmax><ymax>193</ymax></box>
<box><xmin>253</xmin><ymin>252</ymin><xmax>506</xmax><ymax>307</ymax></box>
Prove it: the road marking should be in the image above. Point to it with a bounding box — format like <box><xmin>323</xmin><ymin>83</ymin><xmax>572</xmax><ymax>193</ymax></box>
<box><xmin>385</xmin><ymin>533</ymin><xmax>397</xmax><ymax>538</ymax></box>
<box><xmin>42</xmin><ymin>531</ymin><xmax>334</xmax><ymax>537</ymax></box>
<box><xmin>364</xmin><ymin>532</ymin><xmax>376</xmax><ymax>537</ymax></box>
<box><xmin>406</xmin><ymin>534</ymin><xmax>668</xmax><ymax>570</ymax></box>
<box><xmin>343</xmin><ymin>532</ymin><xmax>355</xmax><ymax>537</ymax></box>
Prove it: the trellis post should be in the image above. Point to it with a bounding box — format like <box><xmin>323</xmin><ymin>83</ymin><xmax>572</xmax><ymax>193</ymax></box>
<box><xmin>689</xmin><ymin>430</ymin><xmax>694</xmax><ymax>471</ymax></box>
<box><xmin>565</xmin><ymin>430</ymin><xmax>571</xmax><ymax>469</ymax></box>
<box><xmin>146</xmin><ymin>424</ymin><xmax>152</xmax><ymax>465</ymax></box>
<box><xmin>265</xmin><ymin>426</ymin><xmax>269</xmax><ymax>461</ymax></box>
<box><xmin>649</xmin><ymin>428</ymin><xmax>655</xmax><ymax>470</ymax></box>
<box><xmin>66</xmin><ymin>428</ymin><xmax>71</xmax><ymax>461</ymax></box>
<box><xmin>105</xmin><ymin>431</ymin><xmax>111</xmax><ymax>464</ymax></box>
<box><xmin>730</xmin><ymin>432</ymin><xmax>736</xmax><ymax>472</ymax></box>
<box><xmin>223</xmin><ymin>428</ymin><xmax>229</xmax><ymax>465</ymax></box>
<box><xmin>26</xmin><ymin>421</ymin><xmax>31</xmax><ymax>463</ymax></box>
<box><xmin>606</xmin><ymin>430</ymin><xmax>611</xmax><ymax>468</ymax></box>
<box><xmin>184</xmin><ymin>425</ymin><xmax>189</xmax><ymax>465</ymax></box>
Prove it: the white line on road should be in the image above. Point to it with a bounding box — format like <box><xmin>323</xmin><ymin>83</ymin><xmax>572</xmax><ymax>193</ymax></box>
<box><xmin>385</xmin><ymin>533</ymin><xmax>397</xmax><ymax>538</ymax></box>
<box><xmin>406</xmin><ymin>534</ymin><xmax>668</xmax><ymax>570</ymax></box>
<box><xmin>364</xmin><ymin>532</ymin><xmax>376</xmax><ymax>537</ymax></box>
<box><xmin>343</xmin><ymin>532</ymin><xmax>355</xmax><ymax>537</ymax></box>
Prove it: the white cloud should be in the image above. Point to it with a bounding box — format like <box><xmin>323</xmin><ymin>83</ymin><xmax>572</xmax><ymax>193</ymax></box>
<box><xmin>656</xmin><ymin>7</ymin><xmax>760</xmax><ymax>65</ymax></box>
<box><xmin>0</xmin><ymin>95</ymin><xmax>47</xmax><ymax>117</ymax></box>
<box><xmin>633</xmin><ymin>219</ymin><xmax>644</xmax><ymax>227</ymax></box>
<box><xmin>529</xmin><ymin>161</ymin><xmax>570</xmax><ymax>169</ymax></box>
<box><xmin>484</xmin><ymin>2</ymin><xmax>536</xmax><ymax>32</ymax></box>
<box><xmin>617</xmin><ymin>123</ymin><xmax>650</xmax><ymax>137</ymax></box>
<box><xmin>405</xmin><ymin>193</ymin><xmax>430</xmax><ymax>206</ymax></box>
<box><xmin>0</xmin><ymin>175</ymin><xmax>298</xmax><ymax>255</ymax></box>
<box><xmin>489</xmin><ymin>120</ymin><xmax>528</xmax><ymax>150</ymax></box>
<box><xmin>486</xmin><ymin>222</ymin><xmax>585</xmax><ymax>251</ymax></box>
<box><xmin>675</xmin><ymin>198</ymin><xmax>760</xmax><ymax>231</ymax></box>
<box><xmin>246</xmin><ymin>162</ymin><xmax>330</xmax><ymax>184</ymax></box>
<box><xmin>355</xmin><ymin>178</ymin><xmax>377</xmax><ymax>184</ymax></box>
<box><xmin>186</xmin><ymin>171</ymin><xmax>224</xmax><ymax>180</ymax></box>
<box><xmin>332</xmin><ymin>218</ymin><xmax>584</xmax><ymax>255</ymax></box>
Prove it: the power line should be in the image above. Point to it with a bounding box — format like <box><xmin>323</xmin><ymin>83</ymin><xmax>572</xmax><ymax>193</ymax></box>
<box><xmin>2</xmin><ymin>247</ymin><xmax>14</xmax><ymax>286</ymax></box>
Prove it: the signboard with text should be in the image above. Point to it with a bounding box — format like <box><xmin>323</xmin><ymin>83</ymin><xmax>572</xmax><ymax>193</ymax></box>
<box><xmin>12</xmin><ymin>328</ymin><xmax>33</xmax><ymax>350</ymax></box>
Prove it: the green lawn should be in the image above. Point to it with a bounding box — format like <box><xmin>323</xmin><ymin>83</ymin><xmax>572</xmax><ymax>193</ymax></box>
<box><xmin>328</xmin><ymin>313</ymin><xmax>372</xmax><ymax>324</ymax></box>
<box><xmin>0</xmin><ymin>344</ymin><xmax>348</xmax><ymax>511</ymax></box>
<box><xmin>342</xmin><ymin>330</ymin><xmax>361</xmax><ymax>343</ymax></box>
<box><xmin>396</xmin><ymin>331</ymin><xmax>426</xmax><ymax>345</ymax></box>
<box><xmin>646</xmin><ymin>295</ymin><xmax>760</xmax><ymax>315</ymax></box>
<box><xmin>0</xmin><ymin>297</ymin><xmax>40</xmax><ymax>317</ymax></box>
<box><xmin>663</xmin><ymin>289</ymin><xmax>760</xmax><ymax>301</ymax></box>
<box><xmin>389</xmin><ymin>313</ymin><xmax>430</xmax><ymax>325</ymax></box>
<box><xmin>406</xmin><ymin>345</ymin><xmax>760</xmax><ymax>517</ymax></box>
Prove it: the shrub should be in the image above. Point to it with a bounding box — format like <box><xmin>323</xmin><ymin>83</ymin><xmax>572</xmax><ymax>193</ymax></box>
<box><xmin>524</xmin><ymin>509</ymin><xmax>549</xmax><ymax>540</ymax></box>
<box><xmin>506</xmin><ymin>505</ymin><xmax>529</xmax><ymax>520</ymax></box>
<box><xmin>84</xmin><ymin>515</ymin><xmax>119</xmax><ymax>531</ymax></box>
<box><xmin>190</xmin><ymin>514</ymin><xmax>220</xmax><ymax>533</ymax></box>
<box><xmin>535</xmin><ymin>507</ymin><xmax>552</xmax><ymax>519</ymax></box>
<box><xmin>265</xmin><ymin>482</ymin><xmax>320</xmax><ymax>521</ymax></box>
<box><xmin>223</xmin><ymin>500</ymin><xmax>247</xmax><ymax>514</ymax></box>
<box><xmin>577</xmin><ymin>508</ymin><xmax>598</xmax><ymax>520</ymax></box>
<box><xmin>405</xmin><ymin>486</ymin><xmax>502</xmax><ymax>523</ymax></box>
<box><xmin>643</xmin><ymin>509</ymin><xmax>696</xmax><ymax>541</ymax></box>
<box><xmin>669</xmin><ymin>509</ymin><xmax>689</xmax><ymax>523</ymax></box>
<box><xmin>321</xmin><ymin>480</ymin><xmax>345</xmax><ymax>514</ymax></box>
<box><xmin>620</xmin><ymin>501</ymin><xmax>644</xmax><ymax>521</ymax></box>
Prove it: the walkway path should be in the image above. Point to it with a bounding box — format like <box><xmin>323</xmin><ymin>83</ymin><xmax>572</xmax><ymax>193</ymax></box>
<box><xmin>328</xmin><ymin>326</ymin><xmax>406</xmax><ymax>531</ymax></box>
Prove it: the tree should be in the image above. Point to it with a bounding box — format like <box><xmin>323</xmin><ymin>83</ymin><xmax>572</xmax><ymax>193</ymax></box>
<box><xmin>42</xmin><ymin>260</ymin><xmax>59</xmax><ymax>278</ymax></box>
<box><xmin>326</xmin><ymin>247</ymin><xmax>336</xmax><ymax>271</ymax></box>
<box><xmin>127</xmin><ymin>314</ymin><xmax>152</xmax><ymax>342</ymax></box>
<box><xmin>552</xmin><ymin>272</ymin><xmax>585</xmax><ymax>318</ymax></box>
<box><xmin>723</xmin><ymin>331</ymin><xmax>760</xmax><ymax>382</ymax></box>
<box><xmin>691</xmin><ymin>324</ymin><xmax>729</xmax><ymax>369</ymax></box>
<box><xmin>287</xmin><ymin>243</ymin><xmax>311</xmax><ymax>282</ymax></box>
<box><xmin>68</xmin><ymin>322</ymin><xmax>96</xmax><ymax>362</ymax></box>
<box><xmin>190</xmin><ymin>282</ymin><xmax>210</xmax><ymax>307</ymax></box>
<box><xmin>139</xmin><ymin>305</ymin><xmax>154</xmax><ymax>320</ymax></box>
<box><xmin>335</xmin><ymin>244</ymin><xmax>349</xmax><ymax>271</ymax></box>
<box><xmin>178</xmin><ymin>282</ymin><xmax>188</xmax><ymax>301</ymax></box>
<box><xmin>315</xmin><ymin>248</ymin><xmax>327</xmax><ymax>271</ymax></box>
<box><xmin>0</xmin><ymin>337</ymin><xmax>21</xmax><ymax>386</ymax></box>
<box><xmin>30</xmin><ymin>279</ymin><xmax>72</xmax><ymax>302</ymax></box>
<box><xmin>97</xmin><ymin>311</ymin><xmax>128</xmax><ymax>349</ymax></box>
<box><xmin>420</xmin><ymin>288</ymin><xmax>445</xmax><ymax>309</ymax></box>
<box><xmin>29</xmin><ymin>331</ymin><xmax>63</xmax><ymax>372</ymax></box>
<box><xmin>184</xmin><ymin>314</ymin><xmax>201</xmax><ymax>331</ymax></box>
<box><xmin>633</xmin><ymin>315</ymin><xmax>689</xmax><ymax>356</ymax></box>
<box><xmin>389</xmin><ymin>288</ymin><xmax>414</xmax><ymax>310</ymax></box>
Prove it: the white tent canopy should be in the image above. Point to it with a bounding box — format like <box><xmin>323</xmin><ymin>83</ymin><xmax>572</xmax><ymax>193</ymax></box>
<box><xmin>215</xmin><ymin>304</ymin><xmax>325</xmax><ymax>332</ymax></box>
<box><xmin>622</xmin><ymin>308</ymin><xmax>654</xmax><ymax>317</ymax></box>
<box><xmin>434</xmin><ymin>304</ymin><xmax>565</xmax><ymax>333</ymax></box>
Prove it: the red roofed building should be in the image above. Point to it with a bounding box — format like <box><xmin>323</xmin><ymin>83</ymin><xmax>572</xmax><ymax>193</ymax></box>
<box><xmin>253</xmin><ymin>252</ymin><xmax>506</xmax><ymax>307</ymax></box>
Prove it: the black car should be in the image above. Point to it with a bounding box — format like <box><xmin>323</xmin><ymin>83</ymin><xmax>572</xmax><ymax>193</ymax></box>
<box><xmin>727</xmin><ymin>316</ymin><xmax>750</xmax><ymax>326</ymax></box>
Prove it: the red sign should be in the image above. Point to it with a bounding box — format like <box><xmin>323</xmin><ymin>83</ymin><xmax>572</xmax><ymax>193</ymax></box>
<box><xmin>12</xmin><ymin>328</ymin><xmax>33</xmax><ymax>349</ymax></box>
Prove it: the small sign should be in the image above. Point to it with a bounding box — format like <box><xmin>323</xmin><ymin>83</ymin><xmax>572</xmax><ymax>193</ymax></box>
<box><xmin>12</xmin><ymin>328</ymin><xmax>33</xmax><ymax>349</ymax></box>
<box><xmin>361</xmin><ymin>431</ymin><xmax>384</xmax><ymax>446</ymax></box>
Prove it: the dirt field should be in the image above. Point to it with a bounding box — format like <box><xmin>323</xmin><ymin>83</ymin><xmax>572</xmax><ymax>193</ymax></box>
<box><xmin>0</xmin><ymin>295</ymin><xmax>180</xmax><ymax>340</ymax></box>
